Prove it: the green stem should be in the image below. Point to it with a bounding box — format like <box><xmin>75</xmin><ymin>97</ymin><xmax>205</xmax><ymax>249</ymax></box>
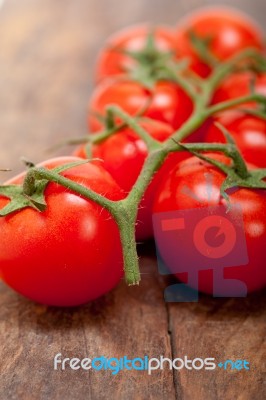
<box><xmin>47</xmin><ymin>124</ymin><xmax>126</xmax><ymax>153</ymax></box>
<box><xmin>188</xmin><ymin>31</ymin><xmax>218</xmax><ymax>67</ymax></box>
<box><xmin>114</xmin><ymin>206</ymin><xmax>140</xmax><ymax>285</ymax></box>
<box><xmin>126</xmin><ymin>149</ymin><xmax>168</xmax><ymax>208</ymax></box>
<box><xmin>208</xmin><ymin>48</ymin><xmax>265</xmax><ymax>90</ymax></box>
<box><xmin>166</xmin><ymin>108</ymin><xmax>206</xmax><ymax>146</ymax></box>
<box><xmin>106</xmin><ymin>108</ymin><xmax>116</xmax><ymax>130</ymax></box>
<box><xmin>4</xmin><ymin>47</ymin><xmax>266</xmax><ymax>291</ymax></box>
<box><xmin>91</xmin><ymin>123</ymin><xmax>126</xmax><ymax>144</ymax></box>
<box><xmin>22</xmin><ymin>167</ymin><xmax>140</xmax><ymax>284</ymax></box>
<box><xmin>162</xmin><ymin>64</ymin><xmax>199</xmax><ymax>101</ymax></box>
<box><xmin>174</xmin><ymin>142</ymin><xmax>232</xmax><ymax>155</ymax></box>
<box><xmin>23</xmin><ymin>168</ymin><xmax>115</xmax><ymax>212</ymax></box>
<box><xmin>171</xmin><ymin>142</ymin><xmax>250</xmax><ymax>178</ymax></box>
<box><xmin>107</xmin><ymin>105</ymin><xmax>162</xmax><ymax>151</ymax></box>
<box><xmin>230</xmin><ymin>148</ymin><xmax>250</xmax><ymax>179</ymax></box>
<box><xmin>207</xmin><ymin>93</ymin><xmax>266</xmax><ymax>116</ymax></box>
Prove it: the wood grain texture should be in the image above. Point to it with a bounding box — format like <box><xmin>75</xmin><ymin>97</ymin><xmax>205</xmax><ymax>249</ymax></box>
<box><xmin>0</xmin><ymin>256</ymin><xmax>176</xmax><ymax>400</ymax></box>
<box><xmin>0</xmin><ymin>1</ymin><xmax>266</xmax><ymax>399</ymax></box>
<box><xmin>169</xmin><ymin>294</ymin><xmax>266</xmax><ymax>400</ymax></box>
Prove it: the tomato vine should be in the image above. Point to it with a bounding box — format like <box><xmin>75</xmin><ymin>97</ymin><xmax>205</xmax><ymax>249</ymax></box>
<box><xmin>1</xmin><ymin>46</ymin><xmax>266</xmax><ymax>286</ymax></box>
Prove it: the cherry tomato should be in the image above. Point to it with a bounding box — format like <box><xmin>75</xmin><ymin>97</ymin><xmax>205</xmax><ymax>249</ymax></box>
<box><xmin>212</xmin><ymin>72</ymin><xmax>266</xmax><ymax>107</ymax></box>
<box><xmin>88</xmin><ymin>78</ymin><xmax>193</xmax><ymax>132</ymax></box>
<box><xmin>75</xmin><ymin>120</ymin><xmax>186</xmax><ymax>240</ymax></box>
<box><xmin>175</xmin><ymin>7</ymin><xmax>264</xmax><ymax>77</ymax></box>
<box><xmin>153</xmin><ymin>154</ymin><xmax>266</xmax><ymax>295</ymax></box>
<box><xmin>75</xmin><ymin>119</ymin><xmax>209</xmax><ymax>240</ymax></box>
<box><xmin>95</xmin><ymin>24</ymin><xmax>177</xmax><ymax>82</ymax></box>
<box><xmin>0</xmin><ymin>157</ymin><xmax>125</xmax><ymax>307</ymax></box>
<box><xmin>205</xmin><ymin>111</ymin><xmax>266</xmax><ymax>167</ymax></box>
<box><xmin>76</xmin><ymin>120</ymin><xmax>173</xmax><ymax>191</ymax></box>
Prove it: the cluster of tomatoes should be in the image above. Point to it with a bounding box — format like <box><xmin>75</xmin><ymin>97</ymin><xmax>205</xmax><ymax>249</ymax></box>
<box><xmin>0</xmin><ymin>7</ymin><xmax>266</xmax><ymax>306</ymax></box>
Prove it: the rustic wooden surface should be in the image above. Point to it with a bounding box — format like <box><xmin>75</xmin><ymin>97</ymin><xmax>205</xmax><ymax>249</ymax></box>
<box><xmin>0</xmin><ymin>1</ymin><xmax>266</xmax><ymax>399</ymax></box>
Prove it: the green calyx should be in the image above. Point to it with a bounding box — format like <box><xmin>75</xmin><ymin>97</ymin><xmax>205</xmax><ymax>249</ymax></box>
<box><xmin>0</xmin><ymin>160</ymin><xmax>89</xmax><ymax>216</ymax></box>
<box><xmin>1</xmin><ymin>47</ymin><xmax>266</xmax><ymax>287</ymax></box>
<box><xmin>188</xmin><ymin>30</ymin><xmax>218</xmax><ymax>67</ymax></box>
<box><xmin>238</xmin><ymin>107</ymin><xmax>266</xmax><ymax>120</ymax></box>
<box><xmin>118</xmin><ymin>30</ymin><xmax>188</xmax><ymax>89</ymax></box>
<box><xmin>176</xmin><ymin>122</ymin><xmax>266</xmax><ymax>202</ymax></box>
<box><xmin>186</xmin><ymin>150</ymin><xmax>266</xmax><ymax>200</ymax></box>
<box><xmin>192</xmin><ymin>151</ymin><xmax>266</xmax><ymax>202</ymax></box>
<box><xmin>188</xmin><ymin>30</ymin><xmax>266</xmax><ymax>76</ymax></box>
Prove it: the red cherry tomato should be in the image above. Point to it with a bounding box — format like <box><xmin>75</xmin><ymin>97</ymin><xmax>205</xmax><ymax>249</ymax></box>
<box><xmin>88</xmin><ymin>78</ymin><xmax>193</xmax><ymax>132</ymax></box>
<box><xmin>76</xmin><ymin>120</ymin><xmax>174</xmax><ymax>192</ymax></box>
<box><xmin>175</xmin><ymin>7</ymin><xmax>264</xmax><ymax>77</ymax></box>
<box><xmin>75</xmin><ymin>120</ymin><xmax>187</xmax><ymax>240</ymax></box>
<box><xmin>0</xmin><ymin>157</ymin><xmax>125</xmax><ymax>307</ymax></box>
<box><xmin>153</xmin><ymin>154</ymin><xmax>266</xmax><ymax>295</ymax></box>
<box><xmin>95</xmin><ymin>24</ymin><xmax>177</xmax><ymax>82</ymax></box>
<box><xmin>75</xmin><ymin>119</ymin><xmax>209</xmax><ymax>240</ymax></box>
<box><xmin>205</xmin><ymin>111</ymin><xmax>266</xmax><ymax>168</ymax></box>
<box><xmin>212</xmin><ymin>72</ymin><xmax>266</xmax><ymax>107</ymax></box>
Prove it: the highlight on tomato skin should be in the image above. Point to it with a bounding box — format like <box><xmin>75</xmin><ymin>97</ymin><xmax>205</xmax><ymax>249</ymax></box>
<box><xmin>94</xmin><ymin>24</ymin><xmax>177</xmax><ymax>83</ymax></box>
<box><xmin>2</xmin><ymin>6</ymin><xmax>266</xmax><ymax>307</ymax></box>
<box><xmin>204</xmin><ymin>111</ymin><xmax>266</xmax><ymax>168</ymax></box>
<box><xmin>175</xmin><ymin>6</ymin><xmax>265</xmax><ymax>77</ymax></box>
<box><xmin>212</xmin><ymin>72</ymin><xmax>266</xmax><ymax>107</ymax></box>
<box><xmin>153</xmin><ymin>154</ymin><xmax>266</xmax><ymax>296</ymax></box>
<box><xmin>0</xmin><ymin>157</ymin><xmax>125</xmax><ymax>307</ymax></box>
<box><xmin>75</xmin><ymin>120</ymin><xmax>174</xmax><ymax>191</ymax></box>
<box><xmin>87</xmin><ymin>78</ymin><xmax>194</xmax><ymax>133</ymax></box>
<box><xmin>75</xmin><ymin>120</ymin><xmax>182</xmax><ymax>240</ymax></box>
<box><xmin>74</xmin><ymin>118</ymin><xmax>210</xmax><ymax>240</ymax></box>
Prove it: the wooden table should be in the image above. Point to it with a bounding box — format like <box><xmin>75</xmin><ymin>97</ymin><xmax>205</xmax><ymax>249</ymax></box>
<box><xmin>0</xmin><ymin>1</ymin><xmax>265</xmax><ymax>399</ymax></box>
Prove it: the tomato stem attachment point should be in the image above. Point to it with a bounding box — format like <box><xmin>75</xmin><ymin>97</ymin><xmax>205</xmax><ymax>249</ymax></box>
<box><xmin>106</xmin><ymin>105</ymin><xmax>162</xmax><ymax>151</ymax></box>
<box><xmin>2</xmin><ymin>45</ymin><xmax>266</xmax><ymax>290</ymax></box>
<box><xmin>21</xmin><ymin>166</ymin><xmax>142</xmax><ymax>285</ymax></box>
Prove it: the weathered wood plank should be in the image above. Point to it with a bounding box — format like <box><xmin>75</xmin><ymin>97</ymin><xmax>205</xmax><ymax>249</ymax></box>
<box><xmin>0</xmin><ymin>1</ymin><xmax>265</xmax><ymax>399</ymax></box>
<box><xmin>169</xmin><ymin>293</ymin><xmax>266</xmax><ymax>400</ymax></box>
<box><xmin>0</xmin><ymin>257</ymin><xmax>175</xmax><ymax>400</ymax></box>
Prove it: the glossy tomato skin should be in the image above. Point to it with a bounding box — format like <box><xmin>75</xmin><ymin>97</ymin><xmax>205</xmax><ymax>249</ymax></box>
<box><xmin>95</xmin><ymin>24</ymin><xmax>177</xmax><ymax>82</ymax></box>
<box><xmin>75</xmin><ymin>120</ymin><xmax>187</xmax><ymax>240</ymax></box>
<box><xmin>0</xmin><ymin>157</ymin><xmax>125</xmax><ymax>307</ymax></box>
<box><xmin>153</xmin><ymin>154</ymin><xmax>266</xmax><ymax>295</ymax></box>
<box><xmin>175</xmin><ymin>7</ymin><xmax>264</xmax><ymax>77</ymax></box>
<box><xmin>88</xmin><ymin>78</ymin><xmax>193</xmax><ymax>133</ymax></box>
<box><xmin>212</xmin><ymin>72</ymin><xmax>266</xmax><ymax>106</ymax></box>
<box><xmin>205</xmin><ymin>112</ymin><xmax>266</xmax><ymax>168</ymax></box>
<box><xmin>75</xmin><ymin>120</ymin><xmax>174</xmax><ymax>192</ymax></box>
<box><xmin>75</xmin><ymin>119</ymin><xmax>209</xmax><ymax>240</ymax></box>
